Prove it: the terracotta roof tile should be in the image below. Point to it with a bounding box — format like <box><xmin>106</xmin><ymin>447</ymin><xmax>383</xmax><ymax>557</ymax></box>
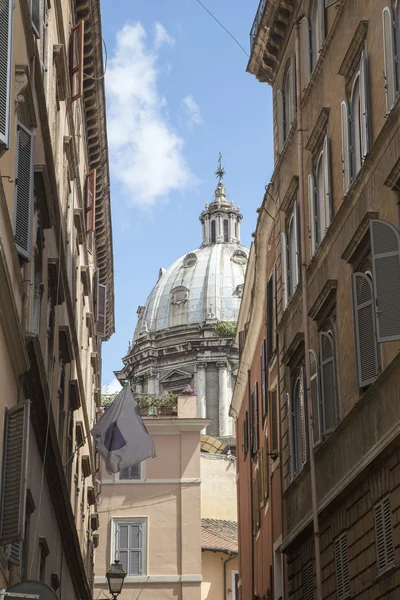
<box><xmin>201</xmin><ymin>519</ymin><xmax>238</xmax><ymax>554</ymax></box>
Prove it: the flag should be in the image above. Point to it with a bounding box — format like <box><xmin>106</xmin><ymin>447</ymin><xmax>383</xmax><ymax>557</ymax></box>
<box><xmin>91</xmin><ymin>385</ymin><xmax>156</xmax><ymax>473</ymax></box>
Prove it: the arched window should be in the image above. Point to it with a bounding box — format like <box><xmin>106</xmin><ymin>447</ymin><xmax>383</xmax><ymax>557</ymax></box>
<box><xmin>211</xmin><ymin>220</ymin><xmax>216</xmax><ymax>244</ymax></box>
<box><xmin>310</xmin><ymin>0</ymin><xmax>325</xmax><ymax>71</ymax></box>
<box><xmin>290</xmin><ymin>369</ymin><xmax>306</xmax><ymax>477</ymax></box>
<box><xmin>319</xmin><ymin>318</ymin><xmax>339</xmax><ymax>435</ymax></box>
<box><xmin>223</xmin><ymin>219</ymin><xmax>229</xmax><ymax>242</ymax></box>
<box><xmin>351</xmin><ymin>74</ymin><xmax>362</xmax><ymax>178</ymax></box>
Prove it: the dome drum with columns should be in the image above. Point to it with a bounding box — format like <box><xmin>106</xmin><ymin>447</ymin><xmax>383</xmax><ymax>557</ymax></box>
<box><xmin>115</xmin><ymin>168</ymin><xmax>248</xmax><ymax>438</ymax></box>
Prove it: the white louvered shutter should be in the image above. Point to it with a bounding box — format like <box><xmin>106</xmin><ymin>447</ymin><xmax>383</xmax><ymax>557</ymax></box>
<box><xmin>382</xmin><ymin>7</ymin><xmax>396</xmax><ymax>114</ymax></box>
<box><xmin>370</xmin><ymin>219</ymin><xmax>400</xmax><ymax>342</ymax></box>
<box><xmin>281</xmin><ymin>232</ymin><xmax>288</xmax><ymax>309</ymax></box>
<box><xmin>352</xmin><ymin>272</ymin><xmax>379</xmax><ymax>387</ymax></box>
<box><xmin>334</xmin><ymin>533</ymin><xmax>350</xmax><ymax>600</ymax></box>
<box><xmin>0</xmin><ymin>401</ymin><xmax>30</xmax><ymax>544</ymax></box>
<box><xmin>323</xmin><ymin>134</ymin><xmax>332</xmax><ymax>227</ymax></box>
<box><xmin>374</xmin><ymin>497</ymin><xmax>395</xmax><ymax>574</ymax></box>
<box><xmin>300</xmin><ymin>17</ymin><xmax>311</xmax><ymax>88</ymax></box>
<box><xmin>289</xmin><ymin>55</ymin><xmax>296</xmax><ymax>126</ymax></box>
<box><xmin>299</xmin><ymin>368</ymin><xmax>307</xmax><ymax>467</ymax></box>
<box><xmin>319</xmin><ymin>0</ymin><xmax>326</xmax><ymax>49</ymax></box>
<box><xmin>309</xmin><ymin>349</ymin><xmax>321</xmax><ymax>446</ymax></box>
<box><xmin>14</xmin><ymin>124</ymin><xmax>34</xmax><ymax>261</ymax></box>
<box><xmin>359</xmin><ymin>50</ymin><xmax>369</xmax><ymax>161</ymax></box>
<box><xmin>0</xmin><ymin>0</ymin><xmax>13</xmax><ymax>151</ymax></box>
<box><xmin>293</xmin><ymin>201</ymin><xmax>300</xmax><ymax>289</ymax></box>
<box><xmin>341</xmin><ymin>101</ymin><xmax>351</xmax><ymax>195</ymax></box>
<box><xmin>302</xmin><ymin>562</ymin><xmax>314</xmax><ymax>600</ymax></box>
<box><xmin>96</xmin><ymin>283</ymin><xmax>107</xmax><ymax>337</ymax></box>
<box><xmin>286</xmin><ymin>392</ymin><xmax>294</xmax><ymax>481</ymax></box>
<box><xmin>308</xmin><ymin>174</ymin><xmax>317</xmax><ymax>257</ymax></box>
<box><xmin>319</xmin><ymin>331</ymin><xmax>337</xmax><ymax>435</ymax></box>
<box><xmin>276</xmin><ymin>90</ymin><xmax>285</xmax><ymax>152</ymax></box>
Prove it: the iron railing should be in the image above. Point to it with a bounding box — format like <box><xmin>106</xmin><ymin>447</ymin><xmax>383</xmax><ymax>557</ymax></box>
<box><xmin>249</xmin><ymin>0</ymin><xmax>268</xmax><ymax>53</ymax></box>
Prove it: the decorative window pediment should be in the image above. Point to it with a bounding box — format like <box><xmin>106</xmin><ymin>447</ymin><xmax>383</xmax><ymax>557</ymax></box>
<box><xmin>171</xmin><ymin>286</ymin><xmax>189</xmax><ymax>305</ymax></box>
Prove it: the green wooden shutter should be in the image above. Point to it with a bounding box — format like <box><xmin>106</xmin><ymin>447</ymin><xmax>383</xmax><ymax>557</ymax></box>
<box><xmin>0</xmin><ymin>0</ymin><xmax>13</xmax><ymax>151</ymax></box>
<box><xmin>309</xmin><ymin>349</ymin><xmax>321</xmax><ymax>446</ymax></box>
<box><xmin>319</xmin><ymin>331</ymin><xmax>337</xmax><ymax>434</ymax></box>
<box><xmin>352</xmin><ymin>272</ymin><xmax>379</xmax><ymax>387</ymax></box>
<box><xmin>370</xmin><ymin>219</ymin><xmax>400</xmax><ymax>342</ymax></box>
<box><xmin>383</xmin><ymin>7</ymin><xmax>396</xmax><ymax>114</ymax></box>
<box><xmin>14</xmin><ymin>124</ymin><xmax>34</xmax><ymax>261</ymax></box>
<box><xmin>0</xmin><ymin>401</ymin><xmax>30</xmax><ymax>544</ymax></box>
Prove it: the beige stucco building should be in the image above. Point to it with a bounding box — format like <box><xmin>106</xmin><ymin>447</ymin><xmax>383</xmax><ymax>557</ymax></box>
<box><xmin>0</xmin><ymin>0</ymin><xmax>113</xmax><ymax>596</ymax></box>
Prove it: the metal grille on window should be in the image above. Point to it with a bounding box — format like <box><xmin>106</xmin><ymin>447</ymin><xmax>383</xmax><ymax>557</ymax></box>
<box><xmin>374</xmin><ymin>496</ymin><xmax>395</xmax><ymax>575</ymax></box>
<box><xmin>334</xmin><ymin>532</ymin><xmax>350</xmax><ymax>600</ymax></box>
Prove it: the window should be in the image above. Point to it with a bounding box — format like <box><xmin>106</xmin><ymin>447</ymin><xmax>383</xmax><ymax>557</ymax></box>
<box><xmin>250</xmin><ymin>382</ymin><xmax>259</xmax><ymax>458</ymax></box>
<box><xmin>299</xmin><ymin>16</ymin><xmax>311</xmax><ymax>88</ymax></box>
<box><xmin>308</xmin><ymin>135</ymin><xmax>332</xmax><ymax>256</ymax></box>
<box><xmin>302</xmin><ymin>562</ymin><xmax>314</xmax><ymax>600</ymax></box>
<box><xmin>252</xmin><ymin>471</ymin><xmax>261</xmax><ymax>535</ymax></box>
<box><xmin>261</xmin><ymin>341</ymin><xmax>267</xmax><ymax>420</ymax></box>
<box><xmin>269</xmin><ymin>389</ymin><xmax>279</xmax><ymax>458</ymax></box>
<box><xmin>29</xmin><ymin>0</ymin><xmax>41</xmax><ymax>37</ymax></box>
<box><xmin>352</xmin><ymin>266</ymin><xmax>379</xmax><ymax>388</ymax></box>
<box><xmin>266</xmin><ymin>270</ymin><xmax>276</xmax><ymax>361</ymax></box>
<box><xmin>85</xmin><ymin>170</ymin><xmax>96</xmax><ymax>235</ymax></box>
<box><xmin>211</xmin><ymin>220</ymin><xmax>216</xmax><ymax>243</ymax></box>
<box><xmin>374</xmin><ymin>496</ymin><xmax>395</xmax><ymax>575</ymax></box>
<box><xmin>334</xmin><ymin>533</ymin><xmax>350</xmax><ymax>599</ymax></box>
<box><xmin>287</xmin><ymin>367</ymin><xmax>307</xmax><ymax>480</ymax></box>
<box><xmin>382</xmin><ymin>5</ymin><xmax>398</xmax><ymax>114</ymax></box>
<box><xmin>57</xmin><ymin>358</ymin><xmax>66</xmax><ymax>447</ymax></box>
<box><xmin>281</xmin><ymin>203</ymin><xmax>300</xmax><ymax>309</ymax></box>
<box><xmin>242</xmin><ymin>411</ymin><xmax>249</xmax><ymax>459</ymax></box>
<box><xmin>114</xmin><ymin>519</ymin><xmax>147</xmax><ymax>576</ymax></box>
<box><xmin>341</xmin><ymin>51</ymin><xmax>369</xmax><ymax>193</ymax></box>
<box><xmin>232</xmin><ymin>571</ymin><xmax>239</xmax><ymax>600</ymax></box>
<box><xmin>14</xmin><ymin>123</ymin><xmax>34</xmax><ymax>262</ymax></box>
<box><xmin>223</xmin><ymin>219</ymin><xmax>229</xmax><ymax>242</ymax></box>
<box><xmin>310</xmin><ymin>0</ymin><xmax>325</xmax><ymax>71</ymax></box>
<box><xmin>38</xmin><ymin>537</ymin><xmax>49</xmax><ymax>583</ymax></box>
<box><xmin>70</xmin><ymin>21</ymin><xmax>84</xmax><ymax>102</ymax></box>
<box><xmin>0</xmin><ymin>0</ymin><xmax>13</xmax><ymax>152</ymax></box>
<box><xmin>119</xmin><ymin>464</ymin><xmax>141</xmax><ymax>481</ymax></box>
<box><xmin>319</xmin><ymin>318</ymin><xmax>339</xmax><ymax>434</ymax></box>
<box><xmin>276</xmin><ymin>56</ymin><xmax>296</xmax><ymax>152</ymax></box>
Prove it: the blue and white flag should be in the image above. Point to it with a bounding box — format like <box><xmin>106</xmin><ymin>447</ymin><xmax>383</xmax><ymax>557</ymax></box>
<box><xmin>91</xmin><ymin>385</ymin><xmax>156</xmax><ymax>473</ymax></box>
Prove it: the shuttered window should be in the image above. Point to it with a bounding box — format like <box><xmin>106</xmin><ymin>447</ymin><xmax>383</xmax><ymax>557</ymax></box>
<box><xmin>319</xmin><ymin>330</ymin><xmax>338</xmax><ymax>435</ymax></box>
<box><xmin>276</xmin><ymin>90</ymin><xmax>285</xmax><ymax>153</ymax></box>
<box><xmin>252</xmin><ymin>472</ymin><xmax>261</xmax><ymax>534</ymax></box>
<box><xmin>382</xmin><ymin>7</ymin><xmax>397</xmax><ymax>114</ymax></box>
<box><xmin>340</xmin><ymin>101</ymin><xmax>351</xmax><ymax>195</ymax></box>
<box><xmin>29</xmin><ymin>0</ymin><xmax>41</xmax><ymax>37</ymax></box>
<box><xmin>266</xmin><ymin>273</ymin><xmax>274</xmax><ymax>362</ymax></box>
<box><xmin>283</xmin><ymin>57</ymin><xmax>296</xmax><ymax>140</ymax></box>
<box><xmin>119</xmin><ymin>464</ymin><xmax>141</xmax><ymax>480</ymax></box>
<box><xmin>261</xmin><ymin>341</ymin><xmax>267</xmax><ymax>420</ymax></box>
<box><xmin>115</xmin><ymin>520</ymin><xmax>145</xmax><ymax>575</ymax></box>
<box><xmin>70</xmin><ymin>21</ymin><xmax>84</xmax><ymax>102</ymax></box>
<box><xmin>300</xmin><ymin>16</ymin><xmax>311</xmax><ymax>88</ymax></box>
<box><xmin>0</xmin><ymin>401</ymin><xmax>31</xmax><ymax>544</ymax></box>
<box><xmin>311</xmin><ymin>135</ymin><xmax>332</xmax><ymax>254</ymax></box>
<box><xmin>238</xmin><ymin>329</ymin><xmax>245</xmax><ymax>357</ymax></box>
<box><xmin>374</xmin><ymin>496</ymin><xmax>395</xmax><ymax>575</ymax></box>
<box><xmin>370</xmin><ymin>219</ymin><xmax>400</xmax><ymax>343</ymax></box>
<box><xmin>298</xmin><ymin>369</ymin><xmax>307</xmax><ymax>467</ymax></box>
<box><xmin>14</xmin><ymin>124</ymin><xmax>34</xmax><ymax>261</ymax></box>
<box><xmin>85</xmin><ymin>169</ymin><xmax>96</xmax><ymax>234</ymax></box>
<box><xmin>0</xmin><ymin>0</ymin><xmax>13</xmax><ymax>151</ymax></box>
<box><xmin>359</xmin><ymin>51</ymin><xmax>369</xmax><ymax>162</ymax></box>
<box><xmin>286</xmin><ymin>202</ymin><xmax>300</xmax><ymax>302</ymax></box>
<box><xmin>251</xmin><ymin>383</ymin><xmax>259</xmax><ymax>458</ymax></box>
<box><xmin>263</xmin><ymin>444</ymin><xmax>269</xmax><ymax>504</ymax></box>
<box><xmin>96</xmin><ymin>283</ymin><xmax>107</xmax><ymax>337</ymax></box>
<box><xmin>310</xmin><ymin>0</ymin><xmax>325</xmax><ymax>71</ymax></box>
<box><xmin>352</xmin><ymin>272</ymin><xmax>379</xmax><ymax>388</ymax></box>
<box><xmin>302</xmin><ymin>561</ymin><xmax>314</xmax><ymax>600</ymax></box>
<box><xmin>242</xmin><ymin>411</ymin><xmax>249</xmax><ymax>459</ymax></box>
<box><xmin>269</xmin><ymin>389</ymin><xmax>279</xmax><ymax>458</ymax></box>
<box><xmin>288</xmin><ymin>368</ymin><xmax>307</xmax><ymax>479</ymax></box>
<box><xmin>308</xmin><ymin>173</ymin><xmax>317</xmax><ymax>257</ymax></box>
<box><xmin>309</xmin><ymin>349</ymin><xmax>321</xmax><ymax>446</ymax></box>
<box><xmin>334</xmin><ymin>533</ymin><xmax>350</xmax><ymax>600</ymax></box>
<box><xmin>281</xmin><ymin>232</ymin><xmax>289</xmax><ymax>310</ymax></box>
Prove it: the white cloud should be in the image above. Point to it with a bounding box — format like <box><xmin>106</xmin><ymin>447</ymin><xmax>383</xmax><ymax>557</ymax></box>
<box><xmin>182</xmin><ymin>95</ymin><xmax>203</xmax><ymax>129</ymax></box>
<box><xmin>154</xmin><ymin>22</ymin><xmax>175</xmax><ymax>50</ymax></box>
<box><xmin>106</xmin><ymin>22</ymin><xmax>193</xmax><ymax>207</ymax></box>
<box><xmin>102</xmin><ymin>377</ymin><xmax>122</xmax><ymax>395</ymax></box>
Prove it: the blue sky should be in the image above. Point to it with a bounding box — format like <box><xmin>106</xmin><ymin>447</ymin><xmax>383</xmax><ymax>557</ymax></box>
<box><xmin>100</xmin><ymin>0</ymin><xmax>274</xmax><ymax>391</ymax></box>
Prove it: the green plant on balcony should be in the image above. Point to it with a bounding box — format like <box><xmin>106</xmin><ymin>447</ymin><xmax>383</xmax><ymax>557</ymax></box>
<box><xmin>213</xmin><ymin>321</ymin><xmax>237</xmax><ymax>338</ymax></box>
<box><xmin>136</xmin><ymin>393</ymin><xmax>178</xmax><ymax>416</ymax></box>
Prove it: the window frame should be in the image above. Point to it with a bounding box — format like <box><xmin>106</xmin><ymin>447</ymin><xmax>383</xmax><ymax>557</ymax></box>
<box><xmin>373</xmin><ymin>496</ymin><xmax>395</xmax><ymax>576</ymax></box>
<box><xmin>117</xmin><ymin>463</ymin><xmax>144</xmax><ymax>482</ymax></box>
<box><xmin>112</xmin><ymin>517</ymin><xmax>148</xmax><ymax>577</ymax></box>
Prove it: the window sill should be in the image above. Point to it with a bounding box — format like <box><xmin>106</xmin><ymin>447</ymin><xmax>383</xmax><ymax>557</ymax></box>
<box><xmin>374</xmin><ymin>563</ymin><xmax>396</xmax><ymax>582</ymax></box>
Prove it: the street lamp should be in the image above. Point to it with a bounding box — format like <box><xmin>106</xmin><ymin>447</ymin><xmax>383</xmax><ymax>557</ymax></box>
<box><xmin>106</xmin><ymin>560</ymin><xmax>126</xmax><ymax>599</ymax></box>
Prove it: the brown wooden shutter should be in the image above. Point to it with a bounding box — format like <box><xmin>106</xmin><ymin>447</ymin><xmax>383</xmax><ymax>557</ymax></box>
<box><xmin>85</xmin><ymin>169</ymin><xmax>96</xmax><ymax>234</ymax></box>
<box><xmin>242</xmin><ymin>411</ymin><xmax>248</xmax><ymax>459</ymax></box>
<box><xmin>370</xmin><ymin>219</ymin><xmax>400</xmax><ymax>342</ymax></box>
<box><xmin>70</xmin><ymin>20</ymin><xmax>84</xmax><ymax>102</ymax></box>
<box><xmin>0</xmin><ymin>0</ymin><xmax>13</xmax><ymax>150</ymax></box>
<box><xmin>0</xmin><ymin>401</ymin><xmax>30</xmax><ymax>544</ymax></box>
<box><xmin>334</xmin><ymin>532</ymin><xmax>350</xmax><ymax>600</ymax></box>
<box><xmin>319</xmin><ymin>332</ymin><xmax>337</xmax><ymax>435</ymax></box>
<box><xmin>269</xmin><ymin>389</ymin><xmax>279</xmax><ymax>457</ymax></box>
<box><xmin>96</xmin><ymin>283</ymin><xmax>107</xmax><ymax>337</ymax></box>
<box><xmin>14</xmin><ymin>123</ymin><xmax>34</xmax><ymax>261</ymax></box>
<box><xmin>352</xmin><ymin>272</ymin><xmax>379</xmax><ymax>387</ymax></box>
<box><xmin>309</xmin><ymin>349</ymin><xmax>321</xmax><ymax>446</ymax></box>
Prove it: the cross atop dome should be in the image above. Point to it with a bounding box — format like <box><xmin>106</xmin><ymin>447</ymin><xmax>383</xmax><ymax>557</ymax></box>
<box><xmin>215</xmin><ymin>152</ymin><xmax>226</xmax><ymax>182</ymax></box>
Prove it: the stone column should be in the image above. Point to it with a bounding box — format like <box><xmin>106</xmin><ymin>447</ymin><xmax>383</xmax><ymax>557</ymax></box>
<box><xmin>229</xmin><ymin>214</ymin><xmax>234</xmax><ymax>242</ymax></box>
<box><xmin>204</xmin><ymin>215</ymin><xmax>209</xmax><ymax>245</ymax></box>
<box><xmin>135</xmin><ymin>376</ymin><xmax>144</xmax><ymax>396</ymax></box>
<box><xmin>217</xmin><ymin>361</ymin><xmax>230</xmax><ymax>437</ymax></box>
<box><xmin>237</xmin><ymin>218</ymin><xmax>241</xmax><ymax>242</ymax></box>
<box><xmin>195</xmin><ymin>363</ymin><xmax>207</xmax><ymax>419</ymax></box>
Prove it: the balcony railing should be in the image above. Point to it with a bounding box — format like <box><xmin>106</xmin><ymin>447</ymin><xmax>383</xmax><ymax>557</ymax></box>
<box><xmin>250</xmin><ymin>0</ymin><xmax>268</xmax><ymax>53</ymax></box>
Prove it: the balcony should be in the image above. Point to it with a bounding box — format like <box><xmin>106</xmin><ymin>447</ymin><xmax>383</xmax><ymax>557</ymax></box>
<box><xmin>136</xmin><ymin>393</ymin><xmax>178</xmax><ymax>417</ymax></box>
<box><xmin>250</xmin><ymin>0</ymin><xmax>267</xmax><ymax>53</ymax></box>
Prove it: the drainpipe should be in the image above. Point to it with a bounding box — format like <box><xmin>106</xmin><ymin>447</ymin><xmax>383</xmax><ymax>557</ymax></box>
<box><xmin>248</xmin><ymin>369</ymin><xmax>255</xmax><ymax>599</ymax></box>
<box><xmin>294</xmin><ymin>20</ymin><xmax>322</xmax><ymax>600</ymax></box>
<box><xmin>224</xmin><ymin>553</ymin><xmax>237</xmax><ymax>600</ymax></box>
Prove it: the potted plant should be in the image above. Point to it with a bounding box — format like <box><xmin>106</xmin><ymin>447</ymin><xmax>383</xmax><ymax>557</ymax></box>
<box><xmin>159</xmin><ymin>393</ymin><xmax>178</xmax><ymax>416</ymax></box>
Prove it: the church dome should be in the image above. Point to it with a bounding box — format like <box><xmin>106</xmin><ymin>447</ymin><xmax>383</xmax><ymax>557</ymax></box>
<box><xmin>134</xmin><ymin>241</ymin><xmax>248</xmax><ymax>339</ymax></box>
<box><xmin>133</xmin><ymin>172</ymin><xmax>248</xmax><ymax>341</ymax></box>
